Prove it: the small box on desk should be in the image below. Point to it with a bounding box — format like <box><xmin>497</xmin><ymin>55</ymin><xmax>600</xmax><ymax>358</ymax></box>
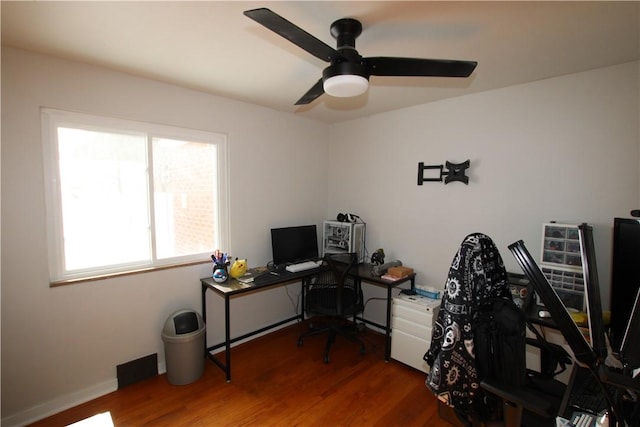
<box><xmin>388</xmin><ymin>266</ymin><xmax>414</xmax><ymax>278</ymax></box>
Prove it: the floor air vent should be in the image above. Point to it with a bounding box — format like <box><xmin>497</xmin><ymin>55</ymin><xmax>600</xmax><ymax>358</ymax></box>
<box><xmin>116</xmin><ymin>353</ymin><xmax>158</xmax><ymax>389</ymax></box>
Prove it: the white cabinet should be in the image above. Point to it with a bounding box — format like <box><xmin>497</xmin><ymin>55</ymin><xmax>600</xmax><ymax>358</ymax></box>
<box><xmin>391</xmin><ymin>292</ymin><xmax>440</xmax><ymax>373</ymax></box>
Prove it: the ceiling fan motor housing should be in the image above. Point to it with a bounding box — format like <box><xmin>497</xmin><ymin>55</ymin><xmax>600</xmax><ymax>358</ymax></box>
<box><xmin>324</xmin><ymin>17</ymin><xmax>368</xmax><ymax>82</ymax></box>
<box><xmin>323</xmin><ymin>55</ymin><xmax>367</xmax><ymax>80</ymax></box>
<box><xmin>323</xmin><ymin>47</ymin><xmax>369</xmax><ymax>97</ymax></box>
<box><xmin>324</xmin><ymin>18</ymin><xmax>369</xmax><ymax>98</ymax></box>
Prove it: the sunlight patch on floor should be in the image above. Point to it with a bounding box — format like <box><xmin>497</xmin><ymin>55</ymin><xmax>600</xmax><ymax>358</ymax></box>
<box><xmin>67</xmin><ymin>412</ymin><xmax>114</xmax><ymax>427</ymax></box>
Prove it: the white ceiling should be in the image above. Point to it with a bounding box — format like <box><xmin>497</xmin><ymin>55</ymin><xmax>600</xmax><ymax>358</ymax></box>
<box><xmin>2</xmin><ymin>1</ymin><xmax>639</xmax><ymax>124</ymax></box>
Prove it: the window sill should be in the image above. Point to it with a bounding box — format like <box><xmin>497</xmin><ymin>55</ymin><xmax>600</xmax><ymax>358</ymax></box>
<box><xmin>50</xmin><ymin>260</ymin><xmax>211</xmax><ymax>287</ymax></box>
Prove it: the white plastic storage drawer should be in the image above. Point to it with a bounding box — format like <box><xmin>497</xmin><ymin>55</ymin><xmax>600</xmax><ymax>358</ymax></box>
<box><xmin>391</xmin><ymin>329</ymin><xmax>430</xmax><ymax>373</ymax></box>
<box><xmin>393</xmin><ymin>293</ymin><xmax>440</xmax><ymax>314</ymax></box>
<box><xmin>392</xmin><ymin>303</ymin><xmax>433</xmax><ymax>325</ymax></box>
<box><xmin>392</xmin><ymin>316</ymin><xmax>433</xmax><ymax>341</ymax></box>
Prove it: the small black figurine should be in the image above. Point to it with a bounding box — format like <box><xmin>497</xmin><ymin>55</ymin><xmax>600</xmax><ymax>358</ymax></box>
<box><xmin>371</xmin><ymin>248</ymin><xmax>385</xmax><ymax>266</ymax></box>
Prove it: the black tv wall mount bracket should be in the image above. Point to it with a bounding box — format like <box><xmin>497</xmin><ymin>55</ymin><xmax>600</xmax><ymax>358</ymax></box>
<box><xmin>417</xmin><ymin>160</ymin><xmax>470</xmax><ymax>185</ymax></box>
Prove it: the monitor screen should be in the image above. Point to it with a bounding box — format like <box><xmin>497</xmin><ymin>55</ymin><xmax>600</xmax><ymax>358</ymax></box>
<box><xmin>610</xmin><ymin>218</ymin><xmax>640</xmax><ymax>351</ymax></box>
<box><xmin>270</xmin><ymin>225</ymin><xmax>319</xmax><ymax>267</ymax></box>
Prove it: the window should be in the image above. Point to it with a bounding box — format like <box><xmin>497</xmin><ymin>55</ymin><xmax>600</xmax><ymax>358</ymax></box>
<box><xmin>42</xmin><ymin>109</ymin><xmax>229</xmax><ymax>283</ymax></box>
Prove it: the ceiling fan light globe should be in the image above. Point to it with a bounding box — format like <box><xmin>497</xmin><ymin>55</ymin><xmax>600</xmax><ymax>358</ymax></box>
<box><xmin>323</xmin><ymin>75</ymin><xmax>369</xmax><ymax>97</ymax></box>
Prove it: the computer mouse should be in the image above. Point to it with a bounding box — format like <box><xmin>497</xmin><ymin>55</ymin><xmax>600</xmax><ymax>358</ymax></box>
<box><xmin>538</xmin><ymin>310</ymin><xmax>551</xmax><ymax>318</ymax></box>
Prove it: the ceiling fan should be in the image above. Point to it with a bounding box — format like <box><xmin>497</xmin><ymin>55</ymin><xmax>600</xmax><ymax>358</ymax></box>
<box><xmin>243</xmin><ymin>8</ymin><xmax>477</xmax><ymax>105</ymax></box>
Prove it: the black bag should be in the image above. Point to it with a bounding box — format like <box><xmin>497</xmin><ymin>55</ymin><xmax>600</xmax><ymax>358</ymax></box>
<box><xmin>474</xmin><ymin>296</ymin><xmax>527</xmax><ymax>387</ymax></box>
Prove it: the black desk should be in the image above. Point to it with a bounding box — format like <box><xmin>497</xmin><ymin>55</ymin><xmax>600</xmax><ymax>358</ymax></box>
<box><xmin>201</xmin><ymin>264</ymin><xmax>416</xmax><ymax>382</ymax></box>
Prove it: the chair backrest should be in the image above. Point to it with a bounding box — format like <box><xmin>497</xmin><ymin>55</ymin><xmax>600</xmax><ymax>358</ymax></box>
<box><xmin>306</xmin><ymin>252</ymin><xmax>361</xmax><ymax>317</ymax></box>
<box><xmin>425</xmin><ymin>233</ymin><xmax>512</xmax><ymax>412</ymax></box>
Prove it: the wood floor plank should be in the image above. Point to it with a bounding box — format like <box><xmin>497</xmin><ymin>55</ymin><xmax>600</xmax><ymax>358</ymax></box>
<box><xmin>27</xmin><ymin>322</ymin><xmax>451</xmax><ymax>426</ymax></box>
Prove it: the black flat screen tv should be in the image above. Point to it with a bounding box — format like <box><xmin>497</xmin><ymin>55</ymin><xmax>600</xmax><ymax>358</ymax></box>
<box><xmin>610</xmin><ymin>217</ymin><xmax>640</xmax><ymax>351</ymax></box>
<box><xmin>270</xmin><ymin>225</ymin><xmax>319</xmax><ymax>268</ymax></box>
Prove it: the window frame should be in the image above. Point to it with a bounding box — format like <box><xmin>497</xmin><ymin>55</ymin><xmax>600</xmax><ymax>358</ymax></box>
<box><xmin>41</xmin><ymin>108</ymin><xmax>229</xmax><ymax>284</ymax></box>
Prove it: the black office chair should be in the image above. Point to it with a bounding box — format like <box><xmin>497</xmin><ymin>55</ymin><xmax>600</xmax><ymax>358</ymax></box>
<box><xmin>425</xmin><ymin>233</ymin><xmax>568</xmax><ymax>427</ymax></box>
<box><xmin>297</xmin><ymin>252</ymin><xmax>365</xmax><ymax>363</ymax></box>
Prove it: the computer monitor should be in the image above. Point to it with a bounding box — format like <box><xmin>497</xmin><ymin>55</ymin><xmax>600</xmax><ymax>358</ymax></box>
<box><xmin>270</xmin><ymin>225</ymin><xmax>319</xmax><ymax>268</ymax></box>
<box><xmin>610</xmin><ymin>217</ymin><xmax>640</xmax><ymax>351</ymax></box>
<box><xmin>577</xmin><ymin>223</ymin><xmax>608</xmax><ymax>362</ymax></box>
<box><xmin>509</xmin><ymin>240</ymin><xmax>597</xmax><ymax>367</ymax></box>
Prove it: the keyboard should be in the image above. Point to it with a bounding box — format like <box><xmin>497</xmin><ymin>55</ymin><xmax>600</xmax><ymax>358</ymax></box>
<box><xmin>570</xmin><ymin>411</ymin><xmax>597</xmax><ymax>427</ymax></box>
<box><xmin>252</xmin><ymin>271</ymin><xmax>284</xmax><ymax>286</ymax></box>
<box><xmin>285</xmin><ymin>260</ymin><xmax>322</xmax><ymax>273</ymax></box>
<box><xmin>568</xmin><ymin>368</ymin><xmax>608</xmax><ymax>415</ymax></box>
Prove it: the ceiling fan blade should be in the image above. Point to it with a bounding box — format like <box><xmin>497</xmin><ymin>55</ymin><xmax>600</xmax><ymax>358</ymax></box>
<box><xmin>295</xmin><ymin>79</ymin><xmax>325</xmax><ymax>105</ymax></box>
<box><xmin>364</xmin><ymin>57</ymin><xmax>477</xmax><ymax>78</ymax></box>
<box><xmin>244</xmin><ymin>8</ymin><xmax>337</xmax><ymax>62</ymax></box>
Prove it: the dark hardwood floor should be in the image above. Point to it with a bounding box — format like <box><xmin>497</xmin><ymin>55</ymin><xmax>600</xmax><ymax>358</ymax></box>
<box><xmin>28</xmin><ymin>322</ymin><xmax>451</xmax><ymax>426</ymax></box>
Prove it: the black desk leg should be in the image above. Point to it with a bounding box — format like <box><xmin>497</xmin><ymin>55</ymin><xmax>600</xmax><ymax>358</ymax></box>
<box><xmin>202</xmin><ymin>284</ymin><xmax>207</xmax><ymax>358</ymax></box>
<box><xmin>301</xmin><ymin>279</ymin><xmax>306</xmax><ymax>322</ymax></box>
<box><xmin>385</xmin><ymin>285</ymin><xmax>392</xmax><ymax>361</ymax></box>
<box><xmin>224</xmin><ymin>294</ymin><xmax>231</xmax><ymax>382</ymax></box>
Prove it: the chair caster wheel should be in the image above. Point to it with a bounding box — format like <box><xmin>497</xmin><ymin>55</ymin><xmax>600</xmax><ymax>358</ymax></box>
<box><xmin>323</xmin><ymin>355</ymin><xmax>330</xmax><ymax>363</ymax></box>
<box><xmin>297</xmin><ymin>338</ymin><xmax>303</xmax><ymax>347</ymax></box>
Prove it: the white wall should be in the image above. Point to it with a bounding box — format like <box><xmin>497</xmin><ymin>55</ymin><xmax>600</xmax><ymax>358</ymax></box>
<box><xmin>1</xmin><ymin>47</ymin><xmax>328</xmax><ymax>425</ymax></box>
<box><xmin>328</xmin><ymin>61</ymin><xmax>640</xmax><ymax>326</ymax></box>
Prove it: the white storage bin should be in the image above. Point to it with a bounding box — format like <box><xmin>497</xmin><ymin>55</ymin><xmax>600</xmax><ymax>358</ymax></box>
<box><xmin>391</xmin><ymin>291</ymin><xmax>440</xmax><ymax>373</ymax></box>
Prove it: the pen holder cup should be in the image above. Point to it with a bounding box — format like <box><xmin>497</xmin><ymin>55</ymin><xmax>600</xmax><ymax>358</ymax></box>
<box><xmin>212</xmin><ymin>264</ymin><xmax>229</xmax><ymax>283</ymax></box>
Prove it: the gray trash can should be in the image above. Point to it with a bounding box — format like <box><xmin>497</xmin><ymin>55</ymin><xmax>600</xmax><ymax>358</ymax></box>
<box><xmin>161</xmin><ymin>309</ymin><xmax>206</xmax><ymax>385</ymax></box>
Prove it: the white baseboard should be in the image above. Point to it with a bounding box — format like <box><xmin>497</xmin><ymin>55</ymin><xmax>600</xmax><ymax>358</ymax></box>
<box><xmin>2</xmin><ymin>379</ymin><xmax>118</xmax><ymax>427</ymax></box>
